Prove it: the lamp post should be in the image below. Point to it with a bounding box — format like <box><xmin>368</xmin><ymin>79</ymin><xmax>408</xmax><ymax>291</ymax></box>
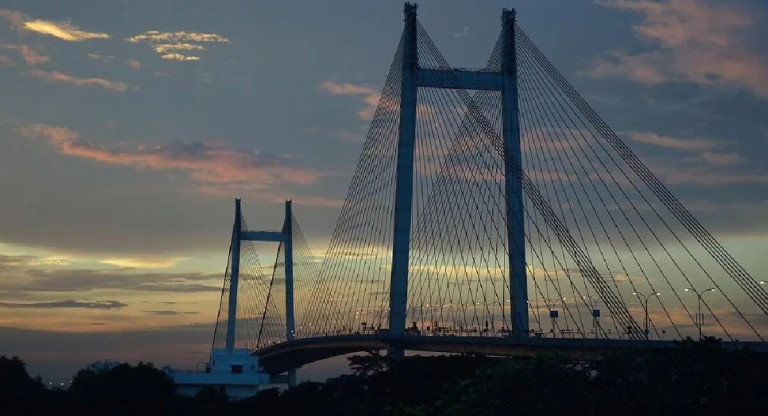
<box><xmin>684</xmin><ymin>287</ymin><xmax>715</xmax><ymax>340</ymax></box>
<box><xmin>542</xmin><ymin>297</ymin><xmax>566</xmax><ymax>338</ymax></box>
<box><xmin>582</xmin><ymin>295</ymin><xmax>602</xmax><ymax>338</ymax></box>
<box><xmin>632</xmin><ymin>291</ymin><xmax>659</xmax><ymax>340</ymax></box>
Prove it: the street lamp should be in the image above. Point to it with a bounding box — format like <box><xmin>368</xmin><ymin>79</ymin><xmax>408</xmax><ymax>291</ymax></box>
<box><xmin>582</xmin><ymin>295</ymin><xmax>602</xmax><ymax>338</ymax></box>
<box><xmin>632</xmin><ymin>291</ymin><xmax>659</xmax><ymax>340</ymax></box>
<box><xmin>542</xmin><ymin>297</ymin><xmax>566</xmax><ymax>338</ymax></box>
<box><xmin>684</xmin><ymin>287</ymin><xmax>716</xmax><ymax>340</ymax></box>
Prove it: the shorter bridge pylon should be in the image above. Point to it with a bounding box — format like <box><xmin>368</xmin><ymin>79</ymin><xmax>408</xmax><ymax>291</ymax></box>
<box><xmin>169</xmin><ymin>199</ymin><xmax>297</xmax><ymax>398</ymax></box>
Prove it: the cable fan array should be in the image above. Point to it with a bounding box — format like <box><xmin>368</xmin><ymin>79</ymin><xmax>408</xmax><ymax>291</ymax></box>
<box><xmin>302</xmin><ymin>17</ymin><xmax>765</xmax><ymax>342</ymax></box>
<box><xmin>215</xmin><ymin>13</ymin><xmax>766</xmax><ymax>349</ymax></box>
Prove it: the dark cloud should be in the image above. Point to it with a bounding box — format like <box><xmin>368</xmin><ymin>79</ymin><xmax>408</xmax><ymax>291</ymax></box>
<box><xmin>141</xmin><ymin>310</ymin><xmax>198</xmax><ymax>316</ymax></box>
<box><xmin>0</xmin><ymin>299</ymin><xmax>126</xmax><ymax>309</ymax></box>
<box><xmin>142</xmin><ymin>300</ymin><xmax>198</xmax><ymax>305</ymax></box>
<box><xmin>0</xmin><ymin>261</ymin><xmax>222</xmax><ymax>294</ymax></box>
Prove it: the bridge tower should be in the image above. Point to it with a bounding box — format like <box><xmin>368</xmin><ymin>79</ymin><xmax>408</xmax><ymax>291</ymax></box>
<box><xmin>227</xmin><ymin>199</ymin><xmax>297</xmax><ymax>346</ymax></box>
<box><xmin>389</xmin><ymin>3</ymin><xmax>528</xmax><ymax>341</ymax></box>
<box><xmin>171</xmin><ymin>199</ymin><xmax>297</xmax><ymax>396</ymax></box>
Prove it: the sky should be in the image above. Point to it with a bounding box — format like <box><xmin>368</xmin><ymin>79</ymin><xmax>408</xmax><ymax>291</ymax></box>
<box><xmin>1</xmin><ymin>0</ymin><xmax>767</xmax><ymax>382</ymax></box>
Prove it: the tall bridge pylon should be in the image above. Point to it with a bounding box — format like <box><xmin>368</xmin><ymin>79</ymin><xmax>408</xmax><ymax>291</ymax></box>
<box><xmin>390</xmin><ymin>3</ymin><xmax>528</xmax><ymax>338</ymax></box>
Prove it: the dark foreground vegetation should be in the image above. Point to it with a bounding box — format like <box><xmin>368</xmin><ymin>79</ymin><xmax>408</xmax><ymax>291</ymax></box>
<box><xmin>1</xmin><ymin>338</ymin><xmax>766</xmax><ymax>415</ymax></box>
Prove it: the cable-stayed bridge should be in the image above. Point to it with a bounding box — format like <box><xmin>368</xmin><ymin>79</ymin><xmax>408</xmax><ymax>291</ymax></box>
<box><xmin>189</xmin><ymin>3</ymin><xmax>768</xmax><ymax>390</ymax></box>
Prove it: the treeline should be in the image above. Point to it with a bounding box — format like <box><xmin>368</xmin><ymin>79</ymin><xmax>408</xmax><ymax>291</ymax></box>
<box><xmin>1</xmin><ymin>338</ymin><xmax>766</xmax><ymax>415</ymax></box>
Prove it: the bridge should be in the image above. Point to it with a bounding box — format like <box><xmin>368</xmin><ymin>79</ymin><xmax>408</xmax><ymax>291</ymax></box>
<box><xmin>174</xmin><ymin>2</ymin><xmax>768</xmax><ymax>394</ymax></box>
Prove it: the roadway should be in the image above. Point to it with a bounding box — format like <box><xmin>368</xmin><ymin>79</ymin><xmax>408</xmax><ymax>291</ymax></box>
<box><xmin>255</xmin><ymin>333</ymin><xmax>768</xmax><ymax>374</ymax></box>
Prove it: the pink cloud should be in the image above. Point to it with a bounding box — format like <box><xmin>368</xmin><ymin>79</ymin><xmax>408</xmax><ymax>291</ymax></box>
<box><xmin>658</xmin><ymin>168</ymin><xmax>768</xmax><ymax>186</ymax></box>
<box><xmin>27</xmin><ymin>70</ymin><xmax>132</xmax><ymax>92</ymax></box>
<box><xmin>0</xmin><ymin>9</ymin><xmax>27</xmax><ymax>27</ymax></box>
<box><xmin>18</xmin><ymin>124</ymin><xmax>324</xmax><ymax>198</ymax></box>
<box><xmin>319</xmin><ymin>81</ymin><xmax>381</xmax><ymax>120</ymax></box>
<box><xmin>627</xmin><ymin>131</ymin><xmax>724</xmax><ymax>152</ymax></box>
<box><xmin>0</xmin><ymin>44</ymin><xmax>50</xmax><ymax>65</ymax></box>
<box><xmin>592</xmin><ymin>0</ymin><xmax>768</xmax><ymax>98</ymax></box>
<box><xmin>697</xmin><ymin>151</ymin><xmax>744</xmax><ymax>166</ymax></box>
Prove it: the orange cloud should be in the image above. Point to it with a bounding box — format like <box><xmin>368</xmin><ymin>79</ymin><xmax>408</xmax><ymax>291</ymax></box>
<box><xmin>161</xmin><ymin>53</ymin><xmax>201</xmax><ymax>61</ymax></box>
<box><xmin>27</xmin><ymin>70</ymin><xmax>132</xmax><ymax>92</ymax></box>
<box><xmin>125</xmin><ymin>31</ymin><xmax>230</xmax><ymax>44</ymax></box>
<box><xmin>22</xmin><ymin>19</ymin><xmax>109</xmax><ymax>41</ymax></box>
<box><xmin>153</xmin><ymin>43</ymin><xmax>206</xmax><ymax>54</ymax></box>
<box><xmin>125</xmin><ymin>31</ymin><xmax>229</xmax><ymax>62</ymax></box>
<box><xmin>100</xmin><ymin>258</ymin><xmax>186</xmax><ymax>269</ymax></box>
<box><xmin>127</xmin><ymin>59</ymin><xmax>141</xmax><ymax>69</ymax></box>
<box><xmin>18</xmin><ymin>124</ymin><xmax>323</xmax><ymax>195</ymax></box>
<box><xmin>592</xmin><ymin>0</ymin><xmax>768</xmax><ymax>98</ymax></box>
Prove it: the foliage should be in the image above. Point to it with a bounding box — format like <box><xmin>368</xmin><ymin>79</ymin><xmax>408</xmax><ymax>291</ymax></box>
<box><xmin>1</xmin><ymin>340</ymin><xmax>767</xmax><ymax>415</ymax></box>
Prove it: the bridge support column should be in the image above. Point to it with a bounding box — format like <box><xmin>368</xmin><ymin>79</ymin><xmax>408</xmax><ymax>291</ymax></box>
<box><xmin>284</xmin><ymin>201</ymin><xmax>296</xmax><ymax>341</ymax></box>
<box><xmin>388</xmin><ymin>1</ymin><xmax>419</xmax><ymax>352</ymax></box>
<box><xmin>501</xmin><ymin>9</ymin><xmax>529</xmax><ymax>337</ymax></box>
<box><xmin>225</xmin><ymin>198</ymin><xmax>243</xmax><ymax>350</ymax></box>
<box><xmin>288</xmin><ymin>369</ymin><xmax>296</xmax><ymax>387</ymax></box>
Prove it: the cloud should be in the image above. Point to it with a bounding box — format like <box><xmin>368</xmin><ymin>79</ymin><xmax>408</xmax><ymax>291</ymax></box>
<box><xmin>319</xmin><ymin>81</ymin><xmax>381</xmax><ymax>120</ymax></box>
<box><xmin>161</xmin><ymin>53</ymin><xmax>201</xmax><ymax>61</ymax></box>
<box><xmin>0</xmin><ymin>44</ymin><xmax>50</xmax><ymax>65</ymax></box>
<box><xmin>22</xmin><ymin>19</ymin><xmax>109</xmax><ymax>41</ymax></box>
<box><xmin>697</xmin><ymin>152</ymin><xmax>744</xmax><ymax>166</ymax></box>
<box><xmin>267</xmin><ymin>194</ymin><xmax>345</xmax><ymax>208</ymax></box>
<box><xmin>18</xmin><ymin>123</ymin><xmax>322</xmax><ymax>195</ymax></box>
<box><xmin>453</xmin><ymin>25</ymin><xmax>470</xmax><ymax>38</ymax></box>
<box><xmin>654</xmin><ymin>167</ymin><xmax>768</xmax><ymax>186</ymax></box>
<box><xmin>153</xmin><ymin>43</ymin><xmax>206</xmax><ymax>54</ymax></box>
<box><xmin>627</xmin><ymin>131</ymin><xmax>724</xmax><ymax>152</ymax></box>
<box><xmin>0</xmin><ymin>9</ymin><xmax>27</xmax><ymax>27</ymax></box>
<box><xmin>0</xmin><ymin>300</ymin><xmax>126</xmax><ymax>310</ymax></box>
<box><xmin>126</xmin><ymin>31</ymin><xmax>230</xmax><ymax>44</ymax></box>
<box><xmin>100</xmin><ymin>258</ymin><xmax>186</xmax><ymax>269</ymax></box>
<box><xmin>127</xmin><ymin>59</ymin><xmax>141</xmax><ymax>69</ymax></box>
<box><xmin>0</xmin><ymin>255</ymin><xmax>68</xmax><ymax>270</ymax></box>
<box><xmin>626</xmin><ymin>131</ymin><xmax>751</xmax><ymax>172</ymax></box>
<box><xmin>27</xmin><ymin>70</ymin><xmax>132</xmax><ymax>92</ymax></box>
<box><xmin>0</xmin><ymin>54</ymin><xmax>12</xmax><ymax>66</ymax></box>
<box><xmin>142</xmin><ymin>310</ymin><xmax>198</xmax><ymax>316</ymax></box>
<box><xmin>125</xmin><ymin>31</ymin><xmax>230</xmax><ymax>62</ymax></box>
<box><xmin>333</xmin><ymin>129</ymin><xmax>364</xmax><ymax>143</ymax></box>
<box><xmin>0</xmin><ymin>261</ymin><xmax>222</xmax><ymax>294</ymax></box>
<box><xmin>86</xmin><ymin>53</ymin><xmax>114</xmax><ymax>62</ymax></box>
<box><xmin>592</xmin><ymin>0</ymin><xmax>768</xmax><ymax>98</ymax></box>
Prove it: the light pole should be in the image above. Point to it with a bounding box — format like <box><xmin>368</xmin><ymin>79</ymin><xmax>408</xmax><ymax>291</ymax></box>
<box><xmin>684</xmin><ymin>287</ymin><xmax>715</xmax><ymax>340</ymax></box>
<box><xmin>542</xmin><ymin>297</ymin><xmax>566</xmax><ymax>338</ymax></box>
<box><xmin>632</xmin><ymin>291</ymin><xmax>659</xmax><ymax>340</ymax></box>
<box><xmin>582</xmin><ymin>295</ymin><xmax>602</xmax><ymax>338</ymax></box>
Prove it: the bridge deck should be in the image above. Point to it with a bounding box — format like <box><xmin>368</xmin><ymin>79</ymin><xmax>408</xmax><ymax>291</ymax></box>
<box><xmin>255</xmin><ymin>334</ymin><xmax>768</xmax><ymax>374</ymax></box>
